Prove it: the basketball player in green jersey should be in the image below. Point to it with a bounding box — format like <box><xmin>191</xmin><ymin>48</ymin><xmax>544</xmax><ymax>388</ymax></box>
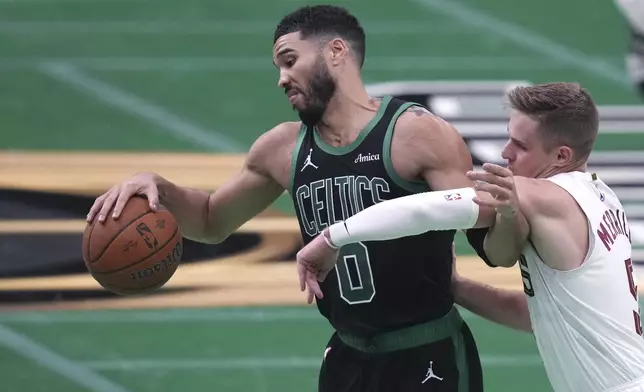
<box><xmin>87</xmin><ymin>5</ymin><xmax>501</xmax><ymax>391</ymax></box>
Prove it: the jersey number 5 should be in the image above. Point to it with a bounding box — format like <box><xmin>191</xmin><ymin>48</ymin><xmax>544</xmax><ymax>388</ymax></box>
<box><xmin>335</xmin><ymin>242</ymin><xmax>376</xmax><ymax>304</ymax></box>
<box><xmin>625</xmin><ymin>258</ymin><xmax>642</xmax><ymax>335</ymax></box>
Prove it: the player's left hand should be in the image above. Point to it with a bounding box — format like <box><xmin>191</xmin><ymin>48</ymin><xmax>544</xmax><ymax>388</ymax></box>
<box><xmin>296</xmin><ymin>230</ymin><xmax>339</xmax><ymax>303</ymax></box>
<box><xmin>466</xmin><ymin>163</ymin><xmax>519</xmax><ymax>219</ymax></box>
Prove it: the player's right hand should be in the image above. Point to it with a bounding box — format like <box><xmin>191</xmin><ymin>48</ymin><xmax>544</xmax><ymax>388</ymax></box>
<box><xmin>467</xmin><ymin>163</ymin><xmax>519</xmax><ymax>219</ymax></box>
<box><xmin>87</xmin><ymin>172</ymin><xmax>161</xmax><ymax>223</ymax></box>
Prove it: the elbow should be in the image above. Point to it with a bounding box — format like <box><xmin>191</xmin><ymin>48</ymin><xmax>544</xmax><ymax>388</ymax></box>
<box><xmin>201</xmin><ymin>222</ymin><xmax>231</xmax><ymax>244</ymax></box>
<box><xmin>490</xmin><ymin>257</ymin><xmax>519</xmax><ymax>268</ymax></box>
<box><xmin>483</xmin><ymin>237</ymin><xmax>521</xmax><ymax>268</ymax></box>
<box><xmin>183</xmin><ymin>230</ymin><xmax>229</xmax><ymax>245</ymax></box>
<box><xmin>203</xmin><ymin>234</ymin><xmax>229</xmax><ymax>245</ymax></box>
<box><xmin>197</xmin><ymin>194</ymin><xmax>232</xmax><ymax>244</ymax></box>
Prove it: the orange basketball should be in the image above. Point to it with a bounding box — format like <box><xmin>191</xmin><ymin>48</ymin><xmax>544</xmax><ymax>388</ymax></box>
<box><xmin>82</xmin><ymin>196</ymin><xmax>183</xmax><ymax>296</ymax></box>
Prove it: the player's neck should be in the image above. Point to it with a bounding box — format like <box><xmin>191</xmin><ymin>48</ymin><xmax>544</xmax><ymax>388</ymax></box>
<box><xmin>540</xmin><ymin>161</ymin><xmax>588</xmax><ymax>178</ymax></box>
<box><xmin>316</xmin><ymin>81</ymin><xmax>377</xmax><ymax>147</ymax></box>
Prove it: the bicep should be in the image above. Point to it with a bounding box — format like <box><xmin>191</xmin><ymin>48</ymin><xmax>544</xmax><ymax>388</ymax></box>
<box><xmin>417</xmin><ymin>125</ymin><xmax>496</xmax><ymax>228</ymax></box>
<box><xmin>419</xmin><ymin>123</ymin><xmax>474</xmax><ymax>191</ymax></box>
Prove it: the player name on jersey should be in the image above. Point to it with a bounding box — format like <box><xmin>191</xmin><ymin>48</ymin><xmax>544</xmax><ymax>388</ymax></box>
<box><xmin>598</xmin><ymin>208</ymin><xmax>631</xmax><ymax>251</ymax></box>
<box><xmin>366</xmin><ymin>80</ymin><xmax>644</xmax><ymax>265</ymax></box>
<box><xmin>294</xmin><ymin>175</ymin><xmax>391</xmax><ymax>237</ymax></box>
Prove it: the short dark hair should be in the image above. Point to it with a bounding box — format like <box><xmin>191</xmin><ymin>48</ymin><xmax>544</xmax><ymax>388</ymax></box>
<box><xmin>507</xmin><ymin>82</ymin><xmax>599</xmax><ymax>160</ymax></box>
<box><xmin>274</xmin><ymin>5</ymin><xmax>366</xmax><ymax>67</ymax></box>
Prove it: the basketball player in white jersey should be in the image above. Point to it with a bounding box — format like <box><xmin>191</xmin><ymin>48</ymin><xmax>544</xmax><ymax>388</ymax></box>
<box><xmin>296</xmin><ymin>82</ymin><xmax>644</xmax><ymax>392</ymax></box>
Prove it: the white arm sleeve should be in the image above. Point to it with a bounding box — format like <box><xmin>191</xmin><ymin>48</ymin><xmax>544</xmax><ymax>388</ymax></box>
<box><xmin>328</xmin><ymin>187</ymin><xmax>479</xmax><ymax>247</ymax></box>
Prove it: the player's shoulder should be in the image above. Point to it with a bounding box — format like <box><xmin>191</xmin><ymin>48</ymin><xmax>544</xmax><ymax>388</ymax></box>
<box><xmin>396</xmin><ymin>104</ymin><xmax>447</xmax><ymax>132</ymax></box>
<box><xmin>514</xmin><ymin>176</ymin><xmax>576</xmax><ymax>217</ymax></box>
<box><xmin>258</xmin><ymin>121</ymin><xmax>301</xmax><ymax>145</ymax></box>
<box><xmin>390</xmin><ymin>103</ymin><xmax>470</xmax><ymax>170</ymax></box>
<box><xmin>249</xmin><ymin>121</ymin><xmax>301</xmax><ymax>154</ymax></box>
<box><xmin>246</xmin><ymin>122</ymin><xmax>301</xmax><ymax>172</ymax></box>
<box><xmin>394</xmin><ymin>104</ymin><xmax>464</xmax><ymax>147</ymax></box>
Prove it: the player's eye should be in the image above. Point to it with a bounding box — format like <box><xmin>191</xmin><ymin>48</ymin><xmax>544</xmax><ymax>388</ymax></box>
<box><xmin>285</xmin><ymin>58</ymin><xmax>296</xmax><ymax>67</ymax></box>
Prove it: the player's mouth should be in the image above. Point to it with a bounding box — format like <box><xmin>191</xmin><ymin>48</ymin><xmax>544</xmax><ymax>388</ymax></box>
<box><xmin>287</xmin><ymin>90</ymin><xmax>303</xmax><ymax>105</ymax></box>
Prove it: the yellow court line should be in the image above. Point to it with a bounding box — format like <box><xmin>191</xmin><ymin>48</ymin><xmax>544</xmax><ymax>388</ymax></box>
<box><xmin>0</xmin><ymin>217</ymin><xmax>301</xmax><ymax>234</ymax></box>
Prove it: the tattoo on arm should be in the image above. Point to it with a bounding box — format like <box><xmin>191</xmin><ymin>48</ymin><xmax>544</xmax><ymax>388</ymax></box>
<box><xmin>407</xmin><ymin>106</ymin><xmax>432</xmax><ymax>117</ymax></box>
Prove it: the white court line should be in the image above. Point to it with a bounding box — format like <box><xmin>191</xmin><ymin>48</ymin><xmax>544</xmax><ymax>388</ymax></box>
<box><xmin>0</xmin><ymin>56</ymin><xmax>579</xmax><ymax>72</ymax></box>
<box><xmin>410</xmin><ymin>0</ymin><xmax>631</xmax><ymax>87</ymax></box>
<box><xmin>83</xmin><ymin>355</ymin><xmax>543</xmax><ymax>371</ymax></box>
<box><xmin>39</xmin><ymin>62</ymin><xmax>244</xmax><ymax>151</ymax></box>
<box><xmin>0</xmin><ymin>20</ymin><xmax>465</xmax><ymax>35</ymax></box>
<box><xmin>0</xmin><ymin>323</ymin><xmax>132</xmax><ymax>392</ymax></box>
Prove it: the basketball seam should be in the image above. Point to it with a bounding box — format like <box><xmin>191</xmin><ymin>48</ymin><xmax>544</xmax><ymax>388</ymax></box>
<box><xmin>92</xmin><ymin>227</ymin><xmax>180</xmax><ymax>275</ymax></box>
<box><xmin>99</xmin><ymin>278</ymin><xmax>171</xmax><ymax>295</ymax></box>
<box><xmin>85</xmin><ymin>222</ymin><xmax>95</xmax><ymax>261</ymax></box>
<box><xmin>88</xmin><ymin>210</ymin><xmax>152</xmax><ymax>264</ymax></box>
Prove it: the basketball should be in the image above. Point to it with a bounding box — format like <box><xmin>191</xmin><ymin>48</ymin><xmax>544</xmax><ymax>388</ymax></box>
<box><xmin>82</xmin><ymin>196</ymin><xmax>183</xmax><ymax>296</ymax></box>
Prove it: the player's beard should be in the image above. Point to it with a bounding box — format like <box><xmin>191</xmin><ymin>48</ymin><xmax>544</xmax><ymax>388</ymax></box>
<box><xmin>296</xmin><ymin>57</ymin><xmax>336</xmax><ymax>127</ymax></box>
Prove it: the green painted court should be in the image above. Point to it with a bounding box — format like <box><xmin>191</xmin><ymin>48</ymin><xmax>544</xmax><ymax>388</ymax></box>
<box><xmin>0</xmin><ymin>306</ymin><xmax>552</xmax><ymax>391</ymax></box>
<box><xmin>1</xmin><ymin>0</ymin><xmax>643</xmax><ymax>390</ymax></box>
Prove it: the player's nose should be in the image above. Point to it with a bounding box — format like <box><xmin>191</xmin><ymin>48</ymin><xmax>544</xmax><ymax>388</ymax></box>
<box><xmin>278</xmin><ymin>71</ymin><xmax>291</xmax><ymax>88</ymax></box>
<box><xmin>501</xmin><ymin>142</ymin><xmax>513</xmax><ymax>160</ymax></box>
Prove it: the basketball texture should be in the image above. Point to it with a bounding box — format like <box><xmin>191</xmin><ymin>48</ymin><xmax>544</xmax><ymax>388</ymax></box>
<box><xmin>82</xmin><ymin>196</ymin><xmax>183</xmax><ymax>296</ymax></box>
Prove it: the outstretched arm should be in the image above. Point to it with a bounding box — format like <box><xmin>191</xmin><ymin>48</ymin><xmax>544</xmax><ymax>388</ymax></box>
<box><xmin>89</xmin><ymin>123</ymin><xmax>291</xmax><ymax>244</ymax></box>
<box><xmin>158</xmin><ymin>125</ymin><xmax>290</xmax><ymax>243</ymax></box>
<box><xmin>453</xmin><ymin>272</ymin><xmax>532</xmax><ymax>332</ymax></box>
<box><xmin>450</xmin><ymin>243</ymin><xmax>531</xmax><ymax>332</ymax></box>
<box><xmin>324</xmin><ymin>110</ymin><xmax>496</xmax><ymax>247</ymax></box>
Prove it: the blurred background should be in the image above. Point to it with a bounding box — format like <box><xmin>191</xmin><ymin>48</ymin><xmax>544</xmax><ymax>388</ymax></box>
<box><xmin>1</xmin><ymin>0</ymin><xmax>644</xmax><ymax>390</ymax></box>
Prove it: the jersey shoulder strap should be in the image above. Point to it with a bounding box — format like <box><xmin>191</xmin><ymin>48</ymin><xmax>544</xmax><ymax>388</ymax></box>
<box><xmin>380</xmin><ymin>98</ymin><xmax>431</xmax><ymax>194</ymax></box>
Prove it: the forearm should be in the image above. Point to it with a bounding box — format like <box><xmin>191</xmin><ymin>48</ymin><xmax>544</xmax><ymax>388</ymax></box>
<box><xmin>454</xmin><ymin>276</ymin><xmax>532</xmax><ymax>332</ymax></box>
<box><xmin>483</xmin><ymin>212</ymin><xmax>529</xmax><ymax>267</ymax></box>
<box><xmin>327</xmin><ymin>187</ymin><xmax>489</xmax><ymax>247</ymax></box>
<box><xmin>157</xmin><ymin>177</ymin><xmax>215</xmax><ymax>242</ymax></box>
<box><xmin>158</xmin><ymin>169</ymin><xmax>284</xmax><ymax>244</ymax></box>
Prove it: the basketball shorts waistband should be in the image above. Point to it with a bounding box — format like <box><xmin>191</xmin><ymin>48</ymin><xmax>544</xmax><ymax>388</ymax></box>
<box><xmin>337</xmin><ymin>306</ymin><xmax>464</xmax><ymax>353</ymax></box>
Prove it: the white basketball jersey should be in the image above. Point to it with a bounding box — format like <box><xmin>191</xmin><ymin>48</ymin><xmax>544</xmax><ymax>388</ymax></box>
<box><xmin>520</xmin><ymin>171</ymin><xmax>644</xmax><ymax>392</ymax></box>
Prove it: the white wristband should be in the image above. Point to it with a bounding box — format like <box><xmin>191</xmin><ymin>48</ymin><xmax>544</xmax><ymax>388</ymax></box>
<box><xmin>322</xmin><ymin>230</ymin><xmax>339</xmax><ymax>249</ymax></box>
<box><xmin>328</xmin><ymin>187</ymin><xmax>479</xmax><ymax>247</ymax></box>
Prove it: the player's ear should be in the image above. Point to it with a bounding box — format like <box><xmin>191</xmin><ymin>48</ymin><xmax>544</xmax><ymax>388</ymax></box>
<box><xmin>556</xmin><ymin>145</ymin><xmax>574</xmax><ymax>165</ymax></box>
<box><xmin>327</xmin><ymin>38</ymin><xmax>348</xmax><ymax>66</ymax></box>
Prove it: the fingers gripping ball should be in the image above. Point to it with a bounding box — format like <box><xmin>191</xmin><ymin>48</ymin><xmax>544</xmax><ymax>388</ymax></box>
<box><xmin>82</xmin><ymin>196</ymin><xmax>183</xmax><ymax>296</ymax></box>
